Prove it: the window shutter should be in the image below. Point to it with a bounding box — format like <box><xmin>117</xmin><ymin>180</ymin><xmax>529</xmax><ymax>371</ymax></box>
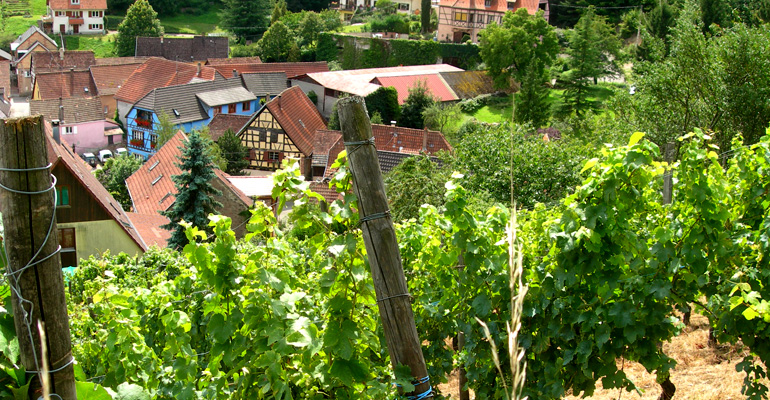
<box><xmin>263</xmin><ymin>150</ymin><xmax>269</xmax><ymax>161</ymax></box>
<box><xmin>249</xmin><ymin>149</ymin><xmax>256</xmax><ymax>160</ymax></box>
<box><xmin>278</xmin><ymin>152</ymin><xmax>284</xmax><ymax>162</ymax></box>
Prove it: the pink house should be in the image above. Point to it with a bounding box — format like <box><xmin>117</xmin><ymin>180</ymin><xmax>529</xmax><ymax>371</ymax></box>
<box><xmin>30</xmin><ymin>97</ymin><xmax>122</xmax><ymax>155</ymax></box>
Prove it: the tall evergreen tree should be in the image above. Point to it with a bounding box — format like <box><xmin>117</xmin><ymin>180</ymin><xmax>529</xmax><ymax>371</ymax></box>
<box><xmin>515</xmin><ymin>60</ymin><xmax>551</xmax><ymax>128</ymax></box>
<box><xmin>220</xmin><ymin>0</ymin><xmax>271</xmax><ymax>43</ymax></box>
<box><xmin>560</xmin><ymin>6</ymin><xmax>621</xmax><ymax>116</ymax></box>
<box><xmin>700</xmin><ymin>0</ymin><xmax>729</xmax><ymax>33</ymax></box>
<box><xmin>271</xmin><ymin>0</ymin><xmax>288</xmax><ymax>25</ymax></box>
<box><xmin>421</xmin><ymin>0</ymin><xmax>431</xmax><ymax>33</ymax></box>
<box><xmin>162</xmin><ymin>131</ymin><xmax>222</xmax><ymax>250</ymax></box>
<box><xmin>116</xmin><ymin>0</ymin><xmax>163</xmax><ymax>57</ymax></box>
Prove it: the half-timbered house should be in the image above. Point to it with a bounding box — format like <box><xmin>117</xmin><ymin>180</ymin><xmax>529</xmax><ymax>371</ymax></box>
<box><xmin>437</xmin><ymin>0</ymin><xmax>548</xmax><ymax>43</ymax></box>
<box><xmin>238</xmin><ymin>86</ymin><xmax>327</xmax><ymax>177</ymax></box>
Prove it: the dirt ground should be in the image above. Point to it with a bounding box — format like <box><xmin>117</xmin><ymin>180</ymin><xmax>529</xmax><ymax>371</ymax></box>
<box><xmin>438</xmin><ymin>314</ymin><xmax>762</xmax><ymax>400</ymax></box>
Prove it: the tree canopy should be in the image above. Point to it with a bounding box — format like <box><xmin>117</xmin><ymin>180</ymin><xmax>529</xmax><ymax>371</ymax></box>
<box><xmin>218</xmin><ymin>130</ymin><xmax>249</xmax><ymax>176</ymax></box>
<box><xmin>220</xmin><ymin>0</ymin><xmax>271</xmax><ymax>43</ymax></box>
<box><xmin>398</xmin><ymin>80</ymin><xmax>435</xmax><ymax>129</ymax></box>
<box><xmin>116</xmin><ymin>0</ymin><xmax>163</xmax><ymax>57</ymax></box>
<box><xmin>257</xmin><ymin>21</ymin><xmax>294</xmax><ymax>62</ymax></box>
<box><xmin>95</xmin><ymin>154</ymin><xmax>142</xmax><ymax>211</ymax></box>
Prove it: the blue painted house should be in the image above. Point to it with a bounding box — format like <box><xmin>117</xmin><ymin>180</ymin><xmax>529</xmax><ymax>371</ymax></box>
<box><xmin>125</xmin><ymin>72</ymin><xmax>288</xmax><ymax>159</ymax></box>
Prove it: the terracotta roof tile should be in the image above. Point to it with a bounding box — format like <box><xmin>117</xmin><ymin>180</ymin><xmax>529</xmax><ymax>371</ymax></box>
<box><xmin>89</xmin><ymin>63</ymin><xmax>142</xmax><ymax>96</ymax></box>
<box><xmin>208</xmin><ymin>113</ymin><xmax>252</xmax><ymax>142</ymax></box>
<box><xmin>309</xmin><ymin>181</ymin><xmax>344</xmax><ymax>204</ymax></box>
<box><xmin>30</xmin><ymin>97</ymin><xmax>104</xmax><ymax>123</ymax></box>
<box><xmin>114</xmin><ymin>57</ymin><xmax>219</xmax><ymax>104</ymax></box>
<box><xmin>32</xmin><ymin>51</ymin><xmax>96</xmax><ymax>73</ymax></box>
<box><xmin>49</xmin><ymin>0</ymin><xmax>107</xmax><ymax>9</ymax></box>
<box><xmin>44</xmin><ymin>120</ymin><xmax>146</xmax><ymax>250</ymax></box>
<box><xmin>212</xmin><ymin>61</ymin><xmax>329</xmax><ymax>79</ymax></box>
<box><xmin>135</xmin><ymin>36</ymin><xmax>229</xmax><ymax>62</ymax></box>
<box><xmin>33</xmin><ymin>70</ymin><xmax>96</xmax><ymax>100</ymax></box>
<box><xmin>206</xmin><ymin>56</ymin><xmax>262</xmax><ymax>65</ymax></box>
<box><xmin>262</xmin><ymin>86</ymin><xmax>328</xmax><ymax>156</ymax></box>
<box><xmin>126</xmin><ymin>131</ymin><xmax>253</xmax><ymax>216</ymax></box>
<box><xmin>125</xmin><ymin>212</ymin><xmax>171</xmax><ymax>248</ymax></box>
<box><xmin>12</xmin><ymin>26</ymin><xmax>57</xmax><ymax>49</ymax></box>
<box><xmin>373</xmin><ymin>74</ymin><xmax>458</xmax><ymax>104</ymax></box>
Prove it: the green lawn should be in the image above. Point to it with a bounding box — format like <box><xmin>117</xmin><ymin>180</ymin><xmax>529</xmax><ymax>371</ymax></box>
<box><xmin>64</xmin><ymin>34</ymin><xmax>117</xmax><ymax>58</ymax></box>
<box><xmin>342</xmin><ymin>23</ymin><xmax>365</xmax><ymax>33</ymax></box>
<box><xmin>160</xmin><ymin>9</ymin><xmax>223</xmax><ymax>35</ymax></box>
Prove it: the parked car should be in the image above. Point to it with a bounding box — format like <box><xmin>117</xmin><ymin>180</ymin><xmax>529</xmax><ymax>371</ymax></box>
<box><xmin>98</xmin><ymin>149</ymin><xmax>113</xmax><ymax>163</ymax></box>
<box><xmin>116</xmin><ymin>147</ymin><xmax>128</xmax><ymax>157</ymax></box>
<box><xmin>82</xmin><ymin>152</ymin><xmax>97</xmax><ymax>168</ymax></box>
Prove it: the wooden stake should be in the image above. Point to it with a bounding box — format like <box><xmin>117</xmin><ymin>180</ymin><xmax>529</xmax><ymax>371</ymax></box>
<box><xmin>337</xmin><ymin>97</ymin><xmax>431</xmax><ymax>398</ymax></box>
<box><xmin>0</xmin><ymin>116</ymin><xmax>76</xmax><ymax>400</ymax></box>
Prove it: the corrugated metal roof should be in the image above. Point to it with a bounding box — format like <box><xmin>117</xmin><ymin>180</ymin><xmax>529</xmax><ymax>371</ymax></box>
<box><xmin>196</xmin><ymin>86</ymin><xmax>256</xmax><ymax>107</ymax></box>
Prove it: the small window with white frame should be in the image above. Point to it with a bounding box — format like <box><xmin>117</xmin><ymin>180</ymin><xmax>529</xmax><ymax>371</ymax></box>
<box><xmin>484</xmin><ymin>0</ymin><xmax>491</xmax><ymax>6</ymax></box>
<box><xmin>64</xmin><ymin>126</ymin><xmax>75</xmax><ymax>134</ymax></box>
<box><xmin>397</xmin><ymin>2</ymin><xmax>409</xmax><ymax>10</ymax></box>
<box><xmin>71</xmin><ymin>0</ymin><xmax>79</xmax><ymax>4</ymax></box>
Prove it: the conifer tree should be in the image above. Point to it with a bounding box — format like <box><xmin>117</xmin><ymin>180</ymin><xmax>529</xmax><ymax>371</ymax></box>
<box><xmin>162</xmin><ymin>131</ymin><xmax>222</xmax><ymax>250</ymax></box>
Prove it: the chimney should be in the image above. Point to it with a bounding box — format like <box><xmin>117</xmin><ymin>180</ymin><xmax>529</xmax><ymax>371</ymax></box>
<box><xmin>69</xmin><ymin>67</ymin><xmax>74</xmax><ymax>96</ymax></box>
<box><xmin>59</xmin><ymin>46</ymin><xmax>64</xmax><ymax>61</ymax></box>
<box><xmin>232</xmin><ymin>69</ymin><xmax>237</xmax><ymax>78</ymax></box>
<box><xmin>390</xmin><ymin>120</ymin><xmax>397</xmax><ymax>126</ymax></box>
<box><xmin>197</xmin><ymin>62</ymin><xmax>201</xmax><ymax>77</ymax></box>
<box><xmin>52</xmin><ymin>119</ymin><xmax>60</xmax><ymax>145</ymax></box>
<box><xmin>422</xmin><ymin>127</ymin><xmax>428</xmax><ymax>153</ymax></box>
<box><xmin>277</xmin><ymin>95</ymin><xmax>281</xmax><ymax>109</ymax></box>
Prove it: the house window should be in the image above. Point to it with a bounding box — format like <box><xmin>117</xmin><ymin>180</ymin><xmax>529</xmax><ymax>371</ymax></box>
<box><xmin>268</xmin><ymin>151</ymin><xmax>280</xmax><ymax>161</ymax></box>
<box><xmin>69</xmin><ymin>11</ymin><xmax>82</xmax><ymax>17</ymax></box>
<box><xmin>214</xmin><ymin>106</ymin><xmax>222</xmax><ymax>114</ymax></box>
<box><xmin>56</xmin><ymin>186</ymin><xmax>70</xmax><ymax>206</ymax></box>
<box><xmin>398</xmin><ymin>2</ymin><xmax>409</xmax><ymax>10</ymax></box>
<box><xmin>228</xmin><ymin>103</ymin><xmax>236</xmax><ymax>113</ymax></box>
<box><xmin>242</xmin><ymin>101</ymin><xmax>250</xmax><ymax>111</ymax></box>
<box><xmin>484</xmin><ymin>0</ymin><xmax>491</xmax><ymax>6</ymax></box>
<box><xmin>71</xmin><ymin>0</ymin><xmax>79</xmax><ymax>4</ymax></box>
<box><xmin>64</xmin><ymin>126</ymin><xmax>75</xmax><ymax>134</ymax></box>
<box><xmin>88</xmin><ymin>24</ymin><xmax>103</xmax><ymax>30</ymax></box>
<box><xmin>259</xmin><ymin>131</ymin><xmax>267</xmax><ymax>142</ymax></box>
<box><xmin>59</xmin><ymin>228</ymin><xmax>76</xmax><ymax>250</ymax></box>
<box><xmin>507</xmin><ymin>1</ymin><xmax>514</xmax><ymax>9</ymax></box>
<box><xmin>487</xmin><ymin>14</ymin><xmax>495</xmax><ymax>23</ymax></box>
<box><xmin>454</xmin><ymin>12</ymin><xmax>468</xmax><ymax>21</ymax></box>
<box><xmin>270</xmin><ymin>131</ymin><xmax>278</xmax><ymax>143</ymax></box>
<box><xmin>468</xmin><ymin>13</ymin><xmax>474</xmax><ymax>22</ymax></box>
<box><xmin>55</xmin><ymin>11</ymin><xmax>64</xmax><ymax>16</ymax></box>
<box><xmin>89</xmin><ymin>11</ymin><xmax>103</xmax><ymax>17</ymax></box>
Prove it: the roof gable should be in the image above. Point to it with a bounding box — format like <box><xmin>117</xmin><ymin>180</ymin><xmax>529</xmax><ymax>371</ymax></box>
<box><xmin>207</xmin><ymin>113</ymin><xmax>252</xmax><ymax>141</ymax></box>
<box><xmin>211</xmin><ymin>62</ymin><xmax>329</xmax><ymax>80</ymax></box>
<box><xmin>12</xmin><ymin>26</ymin><xmax>57</xmax><ymax>51</ymax></box>
<box><xmin>206</xmin><ymin>56</ymin><xmax>262</xmax><ymax>65</ymax></box>
<box><xmin>49</xmin><ymin>0</ymin><xmax>107</xmax><ymax>9</ymax></box>
<box><xmin>44</xmin><ymin>121</ymin><xmax>146</xmax><ymax>250</ymax></box>
<box><xmin>373</xmin><ymin>74</ymin><xmax>458</xmax><ymax>104</ymax></box>
<box><xmin>259</xmin><ymin>86</ymin><xmax>328</xmax><ymax>156</ymax></box>
<box><xmin>32</xmin><ymin>50</ymin><xmax>96</xmax><ymax>73</ymax></box>
<box><xmin>89</xmin><ymin>63</ymin><xmax>143</xmax><ymax>96</ymax></box>
<box><xmin>239</xmin><ymin>72</ymin><xmax>288</xmax><ymax>97</ymax></box>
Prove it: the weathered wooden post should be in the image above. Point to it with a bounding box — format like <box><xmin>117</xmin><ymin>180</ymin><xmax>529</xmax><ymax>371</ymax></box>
<box><xmin>659</xmin><ymin>141</ymin><xmax>677</xmax><ymax>400</ymax></box>
<box><xmin>337</xmin><ymin>97</ymin><xmax>432</xmax><ymax>399</ymax></box>
<box><xmin>0</xmin><ymin>116</ymin><xmax>76</xmax><ymax>400</ymax></box>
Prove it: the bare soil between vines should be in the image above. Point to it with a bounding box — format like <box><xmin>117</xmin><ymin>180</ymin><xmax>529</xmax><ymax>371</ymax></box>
<box><xmin>438</xmin><ymin>314</ymin><xmax>762</xmax><ymax>400</ymax></box>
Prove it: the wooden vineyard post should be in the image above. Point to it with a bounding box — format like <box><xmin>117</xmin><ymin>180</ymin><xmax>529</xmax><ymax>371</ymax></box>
<box><xmin>456</xmin><ymin>252</ymin><xmax>469</xmax><ymax>400</ymax></box>
<box><xmin>659</xmin><ymin>141</ymin><xmax>677</xmax><ymax>400</ymax></box>
<box><xmin>0</xmin><ymin>116</ymin><xmax>77</xmax><ymax>400</ymax></box>
<box><xmin>337</xmin><ymin>97</ymin><xmax>432</xmax><ymax>399</ymax></box>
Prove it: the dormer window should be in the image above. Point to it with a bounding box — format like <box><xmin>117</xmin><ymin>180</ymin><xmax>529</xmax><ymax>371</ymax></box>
<box><xmin>71</xmin><ymin>0</ymin><xmax>79</xmax><ymax>4</ymax></box>
<box><xmin>507</xmin><ymin>1</ymin><xmax>515</xmax><ymax>9</ymax></box>
<box><xmin>484</xmin><ymin>0</ymin><xmax>491</xmax><ymax>6</ymax></box>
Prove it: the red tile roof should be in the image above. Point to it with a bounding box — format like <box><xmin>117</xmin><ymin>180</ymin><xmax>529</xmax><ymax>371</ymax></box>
<box><xmin>126</xmin><ymin>131</ymin><xmax>187</xmax><ymax>215</ymax></box>
<box><xmin>373</xmin><ymin>74</ymin><xmax>458</xmax><ymax>104</ymax></box>
<box><xmin>114</xmin><ymin>57</ymin><xmax>219</xmax><ymax>104</ymax></box>
<box><xmin>309</xmin><ymin>181</ymin><xmax>344</xmax><ymax>204</ymax></box>
<box><xmin>33</xmin><ymin>70</ymin><xmax>97</xmax><ymax>100</ymax></box>
<box><xmin>89</xmin><ymin>63</ymin><xmax>142</xmax><ymax>96</ymax></box>
<box><xmin>48</xmin><ymin>0</ymin><xmax>107</xmax><ymax>9</ymax></box>
<box><xmin>94</xmin><ymin>56</ymin><xmax>149</xmax><ymax>66</ymax></box>
<box><xmin>206</xmin><ymin>56</ymin><xmax>262</xmax><ymax>65</ymax></box>
<box><xmin>261</xmin><ymin>86</ymin><xmax>328</xmax><ymax>156</ymax></box>
<box><xmin>126</xmin><ymin>131</ymin><xmax>253</xmax><ymax>216</ymax></box>
<box><xmin>211</xmin><ymin>62</ymin><xmax>328</xmax><ymax>79</ymax></box>
<box><xmin>125</xmin><ymin>212</ymin><xmax>171</xmax><ymax>248</ymax></box>
<box><xmin>44</xmin><ymin>120</ymin><xmax>146</xmax><ymax>251</ymax></box>
<box><xmin>207</xmin><ymin>113</ymin><xmax>252</xmax><ymax>141</ymax></box>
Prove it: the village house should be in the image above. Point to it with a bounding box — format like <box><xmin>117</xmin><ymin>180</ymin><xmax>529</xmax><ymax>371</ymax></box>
<box><xmin>43</xmin><ymin>0</ymin><xmax>107</xmax><ymax>35</ymax></box>
<box><xmin>89</xmin><ymin>61</ymin><xmax>145</xmax><ymax>118</ymax></box>
<box><xmin>291</xmin><ymin>64</ymin><xmax>463</xmax><ymax>118</ymax></box>
<box><xmin>0</xmin><ymin>51</ymin><xmax>12</xmax><ymax>103</ymax></box>
<box><xmin>125</xmin><ymin>131</ymin><xmax>254</xmax><ymax>238</ymax></box>
<box><xmin>114</xmin><ymin>57</ymin><xmax>220</xmax><ymax>126</ymax></box>
<box><xmin>31</xmin><ymin>97</ymin><xmax>123</xmax><ymax>155</ymax></box>
<box><xmin>437</xmin><ymin>0</ymin><xmax>547</xmax><ymax>43</ymax></box>
<box><xmin>10</xmin><ymin>26</ymin><xmax>58</xmax><ymax>60</ymax></box>
<box><xmin>32</xmin><ymin>69</ymin><xmax>97</xmax><ymax>100</ymax></box>
<box><xmin>237</xmin><ymin>86</ymin><xmax>328</xmax><ymax>178</ymax></box>
<box><xmin>31</xmin><ymin>50</ymin><xmax>96</xmax><ymax>97</ymax></box>
<box><xmin>45</xmin><ymin>121</ymin><xmax>147</xmax><ymax>267</ymax></box>
<box><xmin>124</xmin><ymin>71</ymin><xmax>288</xmax><ymax>159</ymax></box>
<box><xmin>206</xmin><ymin>61</ymin><xmax>329</xmax><ymax>81</ymax></box>
<box><xmin>135</xmin><ymin>36</ymin><xmax>230</xmax><ymax>62</ymax></box>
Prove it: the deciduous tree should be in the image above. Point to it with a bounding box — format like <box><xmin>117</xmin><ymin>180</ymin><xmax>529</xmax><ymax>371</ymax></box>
<box><xmin>161</xmin><ymin>131</ymin><xmax>222</xmax><ymax>250</ymax></box>
<box><xmin>116</xmin><ymin>0</ymin><xmax>163</xmax><ymax>57</ymax></box>
<box><xmin>257</xmin><ymin>21</ymin><xmax>294</xmax><ymax>62</ymax></box>
<box><xmin>95</xmin><ymin>154</ymin><xmax>142</xmax><ymax>211</ymax></box>
<box><xmin>218</xmin><ymin>129</ymin><xmax>249</xmax><ymax>176</ymax></box>
<box><xmin>364</xmin><ymin>86</ymin><xmax>400</xmax><ymax>125</ymax></box>
<box><xmin>398</xmin><ymin>80</ymin><xmax>435</xmax><ymax>129</ymax></box>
